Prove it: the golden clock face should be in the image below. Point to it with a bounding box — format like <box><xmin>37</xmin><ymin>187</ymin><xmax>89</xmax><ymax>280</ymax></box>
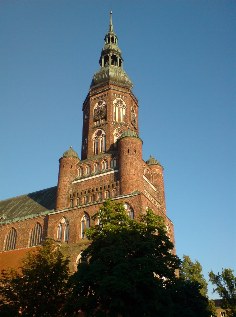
<box><xmin>94</xmin><ymin>100</ymin><xmax>106</xmax><ymax>121</ymax></box>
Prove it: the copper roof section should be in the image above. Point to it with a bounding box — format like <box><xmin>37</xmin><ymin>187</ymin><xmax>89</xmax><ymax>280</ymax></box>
<box><xmin>0</xmin><ymin>187</ymin><xmax>57</xmax><ymax>224</ymax></box>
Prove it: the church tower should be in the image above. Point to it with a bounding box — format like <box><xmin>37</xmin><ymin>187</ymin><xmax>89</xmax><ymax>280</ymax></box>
<box><xmin>81</xmin><ymin>12</ymin><xmax>138</xmax><ymax>160</ymax></box>
<box><xmin>55</xmin><ymin>12</ymin><xmax>174</xmax><ymax>243</ymax></box>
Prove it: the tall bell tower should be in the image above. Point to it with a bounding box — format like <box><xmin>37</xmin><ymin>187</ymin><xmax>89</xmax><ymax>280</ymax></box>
<box><xmin>81</xmin><ymin>12</ymin><xmax>139</xmax><ymax>160</ymax></box>
<box><xmin>56</xmin><ymin>12</ymin><xmax>174</xmax><ymax>245</ymax></box>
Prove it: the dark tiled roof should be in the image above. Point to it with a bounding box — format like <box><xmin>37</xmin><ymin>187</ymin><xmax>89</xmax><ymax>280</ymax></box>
<box><xmin>0</xmin><ymin>187</ymin><xmax>57</xmax><ymax>224</ymax></box>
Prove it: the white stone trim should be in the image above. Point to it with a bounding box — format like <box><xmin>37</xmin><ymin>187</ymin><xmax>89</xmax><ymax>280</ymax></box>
<box><xmin>143</xmin><ymin>175</ymin><xmax>157</xmax><ymax>191</ymax></box>
<box><xmin>73</xmin><ymin>169</ymin><xmax>118</xmax><ymax>184</ymax></box>
<box><xmin>143</xmin><ymin>189</ymin><xmax>160</xmax><ymax>207</ymax></box>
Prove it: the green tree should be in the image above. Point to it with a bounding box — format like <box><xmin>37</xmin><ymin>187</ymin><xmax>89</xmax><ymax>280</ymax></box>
<box><xmin>168</xmin><ymin>278</ymin><xmax>212</xmax><ymax>317</ymax></box>
<box><xmin>66</xmin><ymin>200</ymin><xmax>211</xmax><ymax>317</ymax></box>
<box><xmin>179</xmin><ymin>255</ymin><xmax>216</xmax><ymax>316</ymax></box>
<box><xmin>0</xmin><ymin>239</ymin><xmax>70</xmax><ymax>317</ymax></box>
<box><xmin>180</xmin><ymin>255</ymin><xmax>208</xmax><ymax>297</ymax></box>
<box><xmin>209</xmin><ymin>268</ymin><xmax>236</xmax><ymax>317</ymax></box>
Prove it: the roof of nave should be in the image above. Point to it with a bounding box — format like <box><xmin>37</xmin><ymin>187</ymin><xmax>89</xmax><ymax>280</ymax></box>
<box><xmin>0</xmin><ymin>186</ymin><xmax>57</xmax><ymax>224</ymax></box>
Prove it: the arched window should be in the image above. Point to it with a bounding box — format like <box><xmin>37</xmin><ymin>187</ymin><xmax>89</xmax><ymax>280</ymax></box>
<box><xmin>57</xmin><ymin>223</ymin><xmax>62</xmax><ymax>240</ymax></box>
<box><xmin>104</xmin><ymin>55</ymin><xmax>109</xmax><ymax>66</ymax></box>
<box><xmin>113</xmin><ymin>98</ymin><xmax>126</xmax><ymax>122</ymax></box>
<box><xmin>102</xmin><ymin>160</ymin><xmax>108</xmax><ymax>170</ymax></box>
<box><xmin>97</xmin><ymin>192</ymin><xmax>102</xmax><ymax>201</ymax></box>
<box><xmin>111</xmin><ymin>54</ymin><xmax>117</xmax><ymax>65</ymax></box>
<box><xmin>94</xmin><ymin>138</ymin><xmax>99</xmax><ymax>155</ymax></box>
<box><xmin>65</xmin><ymin>222</ymin><xmax>69</xmax><ymax>242</ymax></box>
<box><xmin>4</xmin><ymin>228</ymin><xmax>17</xmax><ymax>251</ymax></box>
<box><xmin>94</xmin><ymin>162</ymin><xmax>99</xmax><ymax>173</ymax></box>
<box><xmin>91</xmin><ymin>194</ymin><xmax>96</xmax><ymax>202</ymax></box>
<box><xmin>104</xmin><ymin>190</ymin><xmax>110</xmax><ymax>199</ymax></box>
<box><xmin>112</xmin><ymin>188</ymin><xmax>117</xmax><ymax>197</ymax></box>
<box><xmin>93</xmin><ymin>129</ymin><xmax>106</xmax><ymax>155</ymax></box>
<box><xmin>84</xmin><ymin>196</ymin><xmax>89</xmax><ymax>204</ymax></box>
<box><xmin>81</xmin><ymin>213</ymin><xmax>90</xmax><ymax>238</ymax></box>
<box><xmin>29</xmin><ymin>223</ymin><xmax>42</xmax><ymax>247</ymax></box>
<box><xmin>78</xmin><ymin>167</ymin><xmax>82</xmax><ymax>177</ymax></box>
<box><xmin>85</xmin><ymin>165</ymin><xmax>91</xmax><ymax>175</ymax></box>
<box><xmin>124</xmin><ymin>203</ymin><xmax>134</xmax><ymax>220</ymax></box>
<box><xmin>111</xmin><ymin>158</ymin><xmax>117</xmax><ymax>168</ymax></box>
<box><xmin>93</xmin><ymin>100</ymin><xmax>106</xmax><ymax>122</ymax></box>
<box><xmin>57</xmin><ymin>218</ymin><xmax>69</xmax><ymax>242</ymax></box>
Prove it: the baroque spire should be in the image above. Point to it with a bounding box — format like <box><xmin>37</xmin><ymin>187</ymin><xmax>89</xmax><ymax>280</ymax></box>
<box><xmin>91</xmin><ymin>12</ymin><xmax>133</xmax><ymax>89</ymax></box>
<box><xmin>109</xmin><ymin>11</ymin><xmax>113</xmax><ymax>32</ymax></box>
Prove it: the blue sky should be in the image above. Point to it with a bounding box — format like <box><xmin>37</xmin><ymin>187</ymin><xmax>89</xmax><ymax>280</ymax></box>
<box><xmin>0</xmin><ymin>0</ymin><xmax>235</xmax><ymax>297</ymax></box>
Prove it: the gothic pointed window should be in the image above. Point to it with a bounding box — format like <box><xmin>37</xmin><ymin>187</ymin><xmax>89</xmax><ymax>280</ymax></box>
<box><xmin>65</xmin><ymin>222</ymin><xmax>69</xmax><ymax>242</ymax></box>
<box><xmin>112</xmin><ymin>188</ymin><xmax>117</xmax><ymax>197</ymax></box>
<box><xmin>94</xmin><ymin>137</ymin><xmax>99</xmax><ymax>155</ymax></box>
<box><xmin>91</xmin><ymin>194</ymin><xmax>96</xmax><ymax>202</ymax></box>
<box><xmin>57</xmin><ymin>223</ymin><xmax>62</xmax><ymax>240</ymax></box>
<box><xmin>102</xmin><ymin>160</ymin><xmax>108</xmax><ymax>170</ymax></box>
<box><xmin>29</xmin><ymin>223</ymin><xmax>42</xmax><ymax>247</ymax></box>
<box><xmin>81</xmin><ymin>213</ymin><xmax>90</xmax><ymax>239</ymax></box>
<box><xmin>94</xmin><ymin>162</ymin><xmax>99</xmax><ymax>173</ymax></box>
<box><xmin>85</xmin><ymin>165</ymin><xmax>91</xmax><ymax>175</ymax></box>
<box><xmin>97</xmin><ymin>192</ymin><xmax>102</xmax><ymax>201</ymax></box>
<box><xmin>93</xmin><ymin>100</ymin><xmax>106</xmax><ymax>122</ymax></box>
<box><xmin>78</xmin><ymin>167</ymin><xmax>82</xmax><ymax>177</ymax></box>
<box><xmin>57</xmin><ymin>217</ymin><xmax>69</xmax><ymax>242</ymax></box>
<box><xmin>4</xmin><ymin>227</ymin><xmax>17</xmax><ymax>251</ymax></box>
<box><xmin>93</xmin><ymin>129</ymin><xmax>106</xmax><ymax>155</ymax></box>
<box><xmin>113</xmin><ymin>98</ymin><xmax>126</xmax><ymax>122</ymax></box>
<box><xmin>124</xmin><ymin>203</ymin><xmax>134</xmax><ymax>220</ymax></box>
<box><xmin>104</xmin><ymin>190</ymin><xmax>110</xmax><ymax>199</ymax></box>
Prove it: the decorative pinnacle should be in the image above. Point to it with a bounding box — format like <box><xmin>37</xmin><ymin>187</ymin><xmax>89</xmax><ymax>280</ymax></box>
<box><xmin>109</xmin><ymin>11</ymin><xmax>113</xmax><ymax>32</ymax></box>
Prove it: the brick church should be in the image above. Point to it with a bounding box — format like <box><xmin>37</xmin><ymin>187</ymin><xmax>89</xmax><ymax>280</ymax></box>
<box><xmin>0</xmin><ymin>13</ymin><xmax>174</xmax><ymax>270</ymax></box>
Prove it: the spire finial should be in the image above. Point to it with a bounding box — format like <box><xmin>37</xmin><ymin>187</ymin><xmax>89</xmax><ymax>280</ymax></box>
<box><xmin>109</xmin><ymin>11</ymin><xmax>113</xmax><ymax>32</ymax></box>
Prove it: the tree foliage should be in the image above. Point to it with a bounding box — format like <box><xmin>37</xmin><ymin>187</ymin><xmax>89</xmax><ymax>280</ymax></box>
<box><xmin>0</xmin><ymin>239</ymin><xmax>70</xmax><ymax>317</ymax></box>
<box><xmin>66</xmin><ymin>200</ymin><xmax>211</xmax><ymax>317</ymax></box>
<box><xmin>180</xmin><ymin>255</ymin><xmax>208</xmax><ymax>297</ymax></box>
<box><xmin>0</xmin><ymin>202</ymin><xmax>214</xmax><ymax>317</ymax></box>
<box><xmin>180</xmin><ymin>255</ymin><xmax>216</xmax><ymax>316</ymax></box>
<box><xmin>209</xmin><ymin>268</ymin><xmax>236</xmax><ymax>317</ymax></box>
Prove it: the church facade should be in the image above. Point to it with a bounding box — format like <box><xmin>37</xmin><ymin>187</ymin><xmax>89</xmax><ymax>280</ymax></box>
<box><xmin>0</xmin><ymin>14</ymin><xmax>174</xmax><ymax>270</ymax></box>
